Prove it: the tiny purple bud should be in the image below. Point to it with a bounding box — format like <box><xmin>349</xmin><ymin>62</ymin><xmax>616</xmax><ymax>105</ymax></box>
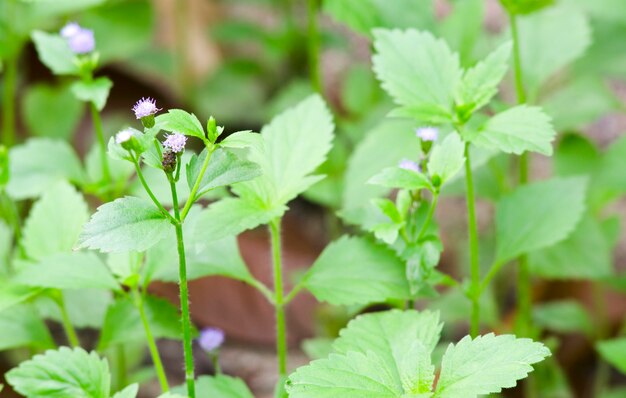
<box><xmin>399</xmin><ymin>159</ymin><xmax>421</xmax><ymax>173</ymax></box>
<box><xmin>198</xmin><ymin>327</ymin><xmax>224</xmax><ymax>353</ymax></box>
<box><xmin>415</xmin><ymin>127</ymin><xmax>438</xmax><ymax>142</ymax></box>
<box><xmin>163</xmin><ymin>133</ymin><xmax>187</xmax><ymax>153</ymax></box>
<box><xmin>60</xmin><ymin>22</ymin><xmax>81</xmax><ymax>39</ymax></box>
<box><xmin>67</xmin><ymin>28</ymin><xmax>95</xmax><ymax>54</ymax></box>
<box><xmin>132</xmin><ymin>97</ymin><xmax>161</xmax><ymax>119</ymax></box>
<box><xmin>115</xmin><ymin>129</ymin><xmax>133</xmax><ymax>145</ymax></box>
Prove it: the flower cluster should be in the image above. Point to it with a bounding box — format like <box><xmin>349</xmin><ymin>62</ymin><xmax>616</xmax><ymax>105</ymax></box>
<box><xmin>415</xmin><ymin>126</ymin><xmax>438</xmax><ymax>142</ymax></box>
<box><xmin>163</xmin><ymin>133</ymin><xmax>187</xmax><ymax>153</ymax></box>
<box><xmin>60</xmin><ymin>22</ymin><xmax>95</xmax><ymax>54</ymax></box>
<box><xmin>398</xmin><ymin>159</ymin><xmax>421</xmax><ymax>173</ymax></box>
<box><xmin>132</xmin><ymin>97</ymin><xmax>161</xmax><ymax>120</ymax></box>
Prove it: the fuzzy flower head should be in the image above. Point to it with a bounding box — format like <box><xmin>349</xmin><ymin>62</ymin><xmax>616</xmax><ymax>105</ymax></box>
<box><xmin>115</xmin><ymin>129</ymin><xmax>134</xmax><ymax>145</ymax></box>
<box><xmin>60</xmin><ymin>22</ymin><xmax>81</xmax><ymax>39</ymax></box>
<box><xmin>132</xmin><ymin>97</ymin><xmax>161</xmax><ymax>119</ymax></box>
<box><xmin>67</xmin><ymin>27</ymin><xmax>95</xmax><ymax>54</ymax></box>
<box><xmin>415</xmin><ymin>126</ymin><xmax>439</xmax><ymax>142</ymax></box>
<box><xmin>163</xmin><ymin>133</ymin><xmax>187</xmax><ymax>153</ymax></box>
<box><xmin>399</xmin><ymin>159</ymin><xmax>421</xmax><ymax>173</ymax></box>
<box><xmin>198</xmin><ymin>327</ymin><xmax>224</xmax><ymax>353</ymax></box>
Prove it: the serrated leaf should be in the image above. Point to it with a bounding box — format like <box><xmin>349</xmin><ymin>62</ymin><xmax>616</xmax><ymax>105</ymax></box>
<box><xmin>71</xmin><ymin>77</ymin><xmax>113</xmax><ymax>111</ymax></box>
<box><xmin>31</xmin><ymin>30</ymin><xmax>78</xmax><ymax>75</ymax></box>
<box><xmin>22</xmin><ymin>180</ymin><xmax>88</xmax><ymax>260</ymax></box>
<box><xmin>302</xmin><ymin>236</ymin><xmax>410</xmax><ymax>305</ymax></box>
<box><xmin>434</xmin><ymin>334</ymin><xmax>550</xmax><ymax>397</ymax></box>
<box><xmin>219</xmin><ymin>130</ymin><xmax>261</xmax><ymax>149</ymax></box>
<box><xmin>157</xmin><ymin>109</ymin><xmax>205</xmax><ymax>140</ymax></box>
<box><xmin>13</xmin><ymin>252</ymin><xmax>120</xmax><ymax>291</ymax></box>
<box><xmin>428</xmin><ymin>133</ymin><xmax>465</xmax><ymax>184</ymax></box>
<box><xmin>495</xmin><ymin>177</ymin><xmax>587</xmax><ymax>262</ymax></box>
<box><xmin>112</xmin><ymin>384</ymin><xmax>138</xmax><ymax>398</ymax></box>
<box><xmin>171</xmin><ymin>375</ymin><xmax>253</xmax><ymax>398</ymax></box>
<box><xmin>78</xmin><ymin>196</ymin><xmax>172</xmax><ymax>253</ymax></box>
<box><xmin>597</xmin><ymin>338</ymin><xmax>626</xmax><ymax>374</ymax></box>
<box><xmin>368</xmin><ymin>167</ymin><xmax>433</xmax><ymax>191</ymax></box>
<box><xmin>22</xmin><ymin>83</ymin><xmax>83</xmax><ymax>139</ymax></box>
<box><xmin>472</xmin><ymin>105</ymin><xmax>556</xmax><ymax>156</ymax></box>
<box><xmin>186</xmin><ymin>148</ymin><xmax>261</xmax><ymax>200</ymax></box>
<box><xmin>7</xmin><ymin>138</ymin><xmax>85</xmax><ymax>199</ymax></box>
<box><xmin>6</xmin><ymin>347</ymin><xmax>111</xmax><ymax>398</ymax></box>
<box><xmin>372</xmin><ymin>29</ymin><xmax>460</xmax><ymax>121</ymax></box>
<box><xmin>455</xmin><ymin>41</ymin><xmax>512</xmax><ymax>114</ymax></box>
<box><xmin>0</xmin><ymin>304</ymin><xmax>55</xmax><ymax>350</ymax></box>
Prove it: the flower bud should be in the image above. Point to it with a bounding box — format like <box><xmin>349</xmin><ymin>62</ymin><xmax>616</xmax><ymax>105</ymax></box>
<box><xmin>207</xmin><ymin>116</ymin><xmax>218</xmax><ymax>143</ymax></box>
<box><xmin>161</xmin><ymin>150</ymin><xmax>177</xmax><ymax>173</ymax></box>
<box><xmin>163</xmin><ymin>133</ymin><xmax>187</xmax><ymax>154</ymax></box>
<box><xmin>132</xmin><ymin>97</ymin><xmax>161</xmax><ymax>128</ymax></box>
<box><xmin>198</xmin><ymin>327</ymin><xmax>225</xmax><ymax>353</ymax></box>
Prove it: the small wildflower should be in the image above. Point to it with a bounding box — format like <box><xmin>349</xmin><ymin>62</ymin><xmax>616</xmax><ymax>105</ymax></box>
<box><xmin>198</xmin><ymin>327</ymin><xmax>225</xmax><ymax>353</ymax></box>
<box><xmin>415</xmin><ymin>127</ymin><xmax>438</xmax><ymax>142</ymax></box>
<box><xmin>60</xmin><ymin>22</ymin><xmax>81</xmax><ymax>39</ymax></box>
<box><xmin>399</xmin><ymin>159</ymin><xmax>421</xmax><ymax>173</ymax></box>
<box><xmin>67</xmin><ymin>28</ymin><xmax>95</xmax><ymax>54</ymax></box>
<box><xmin>163</xmin><ymin>133</ymin><xmax>187</xmax><ymax>153</ymax></box>
<box><xmin>115</xmin><ymin>129</ymin><xmax>133</xmax><ymax>145</ymax></box>
<box><xmin>132</xmin><ymin>97</ymin><xmax>161</xmax><ymax>119</ymax></box>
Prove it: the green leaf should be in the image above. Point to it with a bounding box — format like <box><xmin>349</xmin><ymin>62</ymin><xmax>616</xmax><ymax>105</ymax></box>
<box><xmin>302</xmin><ymin>236</ymin><xmax>410</xmax><ymax>305</ymax></box>
<box><xmin>529</xmin><ymin>215</ymin><xmax>613</xmax><ymax>279</ymax></box>
<box><xmin>77</xmin><ymin>196</ymin><xmax>172</xmax><ymax>253</ymax></box>
<box><xmin>71</xmin><ymin>77</ymin><xmax>113</xmax><ymax>111</ymax></box>
<box><xmin>0</xmin><ymin>283</ymin><xmax>42</xmax><ymax>312</ymax></box>
<box><xmin>237</xmin><ymin>94</ymin><xmax>334</xmax><ymax>207</ymax></box>
<box><xmin>455</xmin><ymin>41</ymin><xmax>512</xmax><ymax>115</ymax></box>
<box><xmin>35</xmin><ymin>289</ymin><xmax>112</xmax><ymax>329</ymax></box>
<box><xmin>0</xmin><ymin>304</ymin><xmax>55</xmax><ymax>350</ymax></box>
<box><xmin>22</xmin><ymin>180</ymin><xmax>88</xmax><ymax>260</ymax></box>
<box><xmin>438</xmin><ymin>0</ymin><xmax>484</xmax><ymax>64</ymax></box>
<box><xmin>372</xmin><ymin>29</ymin><xmax>460</xmax><ymax>121</ymax></box>
<box><xmin>22</xmin><ymin>83</ymin><xmax>84</xmax><ymax>139</ymax></box>
<box><xmin>500</xmin><ymin>0</ymin><xmax>554</xmax><ymax>14</ymax></box>
<box><xmin>112</xmin><ymin>384</ymin><xmax>138</xmax><ymax>398</ymax></box>
<box><xmin>597</xmin><ymin>338</ymin><xmax>626</xmax><ymax>374</ymax></box>
<box><xmin>157</xmin><ymin>109</ymin><xmax>205</xmax><ymax>140</ymax></box>
<box><xmin>7</xmin><ymin>138</ymin><xmax>85</xmax><ymax>199</ymax></box>
<box><xmin>434</xmin><ymin>334</ymin><xmax>551</xmax><ymax>397</ymax></box>
<box><xmin>368</xmin><ymin>167</ymin><xmax>433</xmax><ymax>191</ymax></box>
<box><xmin>472</xmin><ymin>105</ymin><xmax>556</xmax><ymax>156</ymax></box>
<box><xmin>428</xmin><ymin>133</ymin><xmax>465</xmax><ymax>185</ymax></box>
<box><xmin>495</xmin><ymin>177</ymin><xmax>587</xmax><ymax>262</ymax></box>
<box><xmin>554</xmin><ymin>133</ymin><xmax>600</xmax><ymax>177</ymax></box>
<box><xmin>13</xmin><ymin>252</ymin><xmax>120</xmax><ymax>291</ymax></box>
<box><xmin>6</xmin><ymin>347</ymin><xmax>111</xmax><ymax>398</ymax></box>
<box><xmin>532</xmin><ymin>300</ymin><xmax>593</xmax><ymax>337</ymax></box>
<box><xmin>31</xmin><ymin>30</ymin><xmax>78</xmax><ymax>76</ymax></box>
<box><xmin>186</xmin><ymin>148</ymin><xmax>261</xmax><ymax>200</ymax></box>
<box><xmin>195</xmin><ymin>375</ymin><xmax>254</xmax><ymax>398</ymax></box>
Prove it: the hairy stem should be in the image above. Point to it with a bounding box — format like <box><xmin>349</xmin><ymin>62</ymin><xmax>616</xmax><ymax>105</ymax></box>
<box><xmin>307</xmin><ymin>0</ymin><xmax>322</xmax><ymax>93</ymax></box>
<box><xmin>416</xmin><ymin>193</ymin><xmax>439</xmax><ymax>241</ymax></box>
<box><xmin>464</xmin><ymin>143</ymin><xmax>481</xmax><ymax>338</ymax></box>
<box><xmin>115</xmin><ymin>345</ymin><xmax>127</xmax><ymax>391</ymax></box>
<box><xmin>169</xmin><ymin>176</ymin><xmax>195</xmax><ymax>398</ymax></box>
<box><xmin>180</xmin><ymin>145</ymin><xmax>214</xmax><ymax>221</ymax></box>
<box><xmin>2</xmin><ymin>56</ymin><xmax>17</xmax><ymax>147</ymax></box>
<box><xmin>130</xmin><ymin>153</ymin><xmax>177</xmax><ymax>224</ymax></box>
<box><xmin>57</xmin><ymin>295</ymin><xmax>80</xmax><ymax>347</ymax></box>
<box><xmin>270</xmin><ymin>219</ymin><xmax>288</xmax><ymax>384</ymax></box>
<box><xmin>134</xmin><ymin>288</ymin><xmax>169</xmax><ymax>392</ymax></box>
<box><xmin>90</xmin><ymin>102</ymin><xmax>111</xmax><ymax>188</ymax></box>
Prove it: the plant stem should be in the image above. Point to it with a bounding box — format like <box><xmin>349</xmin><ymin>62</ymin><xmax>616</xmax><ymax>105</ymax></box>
<box><xmin>57</xmin><ymin>295</ymin><xmax>80</xmax><ymax>347</ymax></box>
<box><xmin>115</xmin><ymin>345</ymin><xmax>127</xmax><ymax>391</ymax></box>
<box><xmin>593</xmin><ymin>282</ymin><xmax>610</xmax><ymax>396</ymax></box>
<box><xmin>509</xmin><ymin>13</ymin><xmax>527</xmax><ymax>104</ymax></box>
<box><xmin>464</xmin><ymin>143</ymin><xmax>481</xmax><ymax>338</ymax></box>
<box><xmin>133</xmin><ymin>288</ymin><xmax>169</xmax><ymax>392</ymax></box>
<box><xmin>416</xmin><ymin>193</ymin><xmax>439</xmax><ymax>241</ymax></box>
<box><xmin>270</xmin><ymin>218</ymin><xmax>288</xmax><ymax>382</ymax></box>
<box><xmin>180</xmin><ymin>145</ymin><xmax>214</xmax><ymax>221</ymax></box>
<box><xmin>2</xmin><ymin>56</ymin><xmax>17</xmax><ymax>147</ymax></box>
<box><xmin>307</xmin><ymin>0</ymin><xmax>322</xmax><ymax>93</ymax></box>
<box><xmin>130</xmin><ymin>153</ymin><xmax>177</xmax><ymax>224</ymax></box>
<box><xmin>169</xmin><ymin>176</ymin><xmax>195</xmax><ymax>398</ymax></box>
<box><xmin>90</xmin><ymin>102</ymin><xmax>111</xmax><ymax>187</ymax></box>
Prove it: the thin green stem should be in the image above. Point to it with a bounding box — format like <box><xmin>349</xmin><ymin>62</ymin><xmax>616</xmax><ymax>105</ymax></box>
<box><xmin>130</xmin><ymin>152</ymin><xmax>177</xmax><ymax>224</ymax></box>
<box><xmin>180</xmin><ymin>145</ymin><xmax>214</xmax><ymax>221</ymax></box>
<box><xmin>57</xmin><ymin>296</ymin><xmax>80</xmax><ymax>347</ymax></box>
<box><xmin>464</xmin><ymin>143</ymin><xmax>481</xmax><ymax>338</ymax></box>
<box><xmin>416</xmin><ymin>193</ymin><xmax>439</xmax><ymax>241</ymax></box>
<box><xmin>115</xmin><ymin>345</ymin><xmax>127</xmax><ymax>391</ymax></box>
<box><xmin>169</xmin><ymin>176</ymin><xmax>195</xmax><ymax>398</ymax></box>
<box><xmin>90</xmin><ymin>102</ymin><xmax>111</xmax><ymax>187</ymax></box>
<box><xmin>270</xmin><ymin>219</ymin><xmax>288</xmax><ymax>382</ymax></box>
<box><xmin>249</xmin><ymin>278</ymin><xmax>277</xmax><ymax>305</ymax></box>
<box><xmin>210</xmin><ymin>352</ymin><xmax>222</xmax><ymax>375</ymax></box>
<box><xmin>509</xmin><ymin>13</ymin><xmax>527</xmax><ymax>104</ymax></box>
<box><xmin>133</xmin><ymin>288</ymin><xmax>169</xmax><ymax>392</ymax></box>
<box><xmin>307</xmin><ymin>0</ymin><xmax>322</xmax><ymax>93</ymax></box>
<box><xmin>2</xmin><ymin>56</ymin><xmax>17</xmax><ymax>147</ymax></box>
<box><xmin>479</xmin><ymin>260</ymin><xmax>504</xmax><ymax>295</ymax></box>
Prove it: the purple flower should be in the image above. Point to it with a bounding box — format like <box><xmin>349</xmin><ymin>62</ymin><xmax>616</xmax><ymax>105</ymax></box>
<box><xmin>415</xmin><ymin>127</ymin><xmax>438</xmax><ymax>142</ymax></box>
<box><xmin>163</xmin><ymin>133</ymin><xmax>187</xmax><ymax>153</ymax></box>
<box><xmin>198</xmin><ymin>327</ymin><xmax>224</xmax><ymax>352</ymax></box>
<box><xmin>115</xmin><ymin>129</ymin><xmax>134</xmax><ymax>144</ymax></box>
<box><xmin>132</xmin><ymin>97</ymin><xmax>161</xmax><ymax>119</ymax></box>
<box><xmin>399</xmin><ymin>159</ymin><xmax>421</xmax><ymax>173</ymax></box>
<box><xmin>60</xmin><ymin>22</ymin><xmax>81</xmax><ymax>39</ymax></box>
<box><xmin>67</xmin><ymin>28</ymin><xmax>95</xmax><ymax>54</ymax></box>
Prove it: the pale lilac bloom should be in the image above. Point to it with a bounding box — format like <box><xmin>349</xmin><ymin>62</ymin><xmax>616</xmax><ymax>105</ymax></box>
<box><xmin>67</xmin><ymin>28</ymin><xmax>95</xmax><ymax>54</ymax></box>
<box><xmin>132</xmin><ymin>97</ymin><xmax>161</xmax><ymax>119</ymax></box>
<box><xmin>60</xmin><ymin>22</ymin><xmax>81</xmax><ymax>39</ymax></box>
<box><xmin>163</xmin><ymin>133</ymin><xmax>187</xmax><ymax>153</ymax></box>
<box><xmin>198</xmin><ymin>327</ymin><xmax>224</xmax><ymax>352</ymax></box>
<box><xmin>115</xmin><ymin>129</ymin><xmax>134</xmax><ymax>144</ymax></box>
<box><xmin>399</xmin><ymin>159</ymin><xmax>421</xmax><ymax>173</ymax></box>
<box><xmin>415</xmin><ymin>127</ymin><xmax>438</xmax><ymax>142</ymax></box>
